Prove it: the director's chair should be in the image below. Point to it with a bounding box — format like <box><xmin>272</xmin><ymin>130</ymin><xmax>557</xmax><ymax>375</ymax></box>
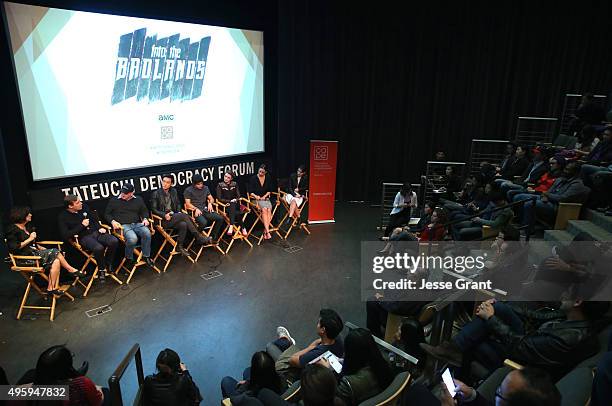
<box><xmin>71</xmin><ymin>229</ymin><xmax>123</xmax><ymax>297</ymax></box>
<box><xmin>7</xmin><ymin>240</ymin><xmax>76</xmax><ymax>321</ymax></box>
<box><xmin>184</xmin><ymin>207</ymin><xmax>226</xmax><ymax>260</ymax></box>
<box><xmin>215</xmin><ymin>198</ymin><xmax>253</xmax><ymax>254</ymax></box>
<box><xmin>277</xmin><ymin>188</ymin><xmax>311</xmax><ymax>239</ymax></box>
<box><xmin>112</xmin><ymin>222</ymin><xmax>161</xmax><ymax>284</ymax></box>
<box><xmin>245</xmin><ymin>189</ymin><xmax>284</xmax><ymax>245</ymax></box>
<box><xmin>151</xmin><ymin>213</ymin><xmax>197</xmax><ymax>272</ymax></box>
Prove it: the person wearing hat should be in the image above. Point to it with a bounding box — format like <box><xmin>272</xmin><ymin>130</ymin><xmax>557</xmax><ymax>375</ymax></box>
<box><xmin>183</xmin><ymin>174</ymin><xmax>224</xmax><ymax>239</ymax></box>
<box><xmin>104</xmin><ymin>182</ymin><xmax>154</xmax><ymax>267</ymax></box>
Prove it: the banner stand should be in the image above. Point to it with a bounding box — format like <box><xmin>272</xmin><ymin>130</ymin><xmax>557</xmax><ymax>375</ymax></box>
<box><xmin>308</xmin><ymin>140</ymin><xmax>338</xmax><ymax>224</ymax></box>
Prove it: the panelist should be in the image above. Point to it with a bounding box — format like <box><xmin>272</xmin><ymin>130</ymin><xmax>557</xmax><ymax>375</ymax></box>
<box><xmin>249</xmin><ymin>164</ymin><xmax>274</xmax><ymax>240</ymax></box>
<box><xmin>284</xmin><ymin>165</ymin><xmax>309</xmax><ymax>224</ymax></box>
<box><xmin>58</xmin><ymin>195</ymin><xmax>119</xmax><ymax>280</ymax></box>
<box><xmin>183</xmin><ymin>174</ymin><xmax>224</xmax><ymax>239</ymax></box>
<box><xmin>151</xmin><ymin>174</ymin><xmax>212</xmax><ymax>256</ymax></box>
<box><xmin>105</xmin><ymin>183</ymin><xmax>154</xmax><ymax>267</ymax></box>
<box><xmin>6</xmin><ymin>206</ymin><xmax>82</xmax><ymax>295</ymax></box>
<box><xmin>216</xmin><ymin>171</ymin><xmax>248</xmax><ymax>236</ymax></box>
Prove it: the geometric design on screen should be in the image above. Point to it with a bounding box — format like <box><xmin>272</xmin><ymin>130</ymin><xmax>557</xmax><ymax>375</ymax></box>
<box><xmin>112</xmin><ymin>28</ymin><xmax>211</xmax><ymax>105</ymax></box>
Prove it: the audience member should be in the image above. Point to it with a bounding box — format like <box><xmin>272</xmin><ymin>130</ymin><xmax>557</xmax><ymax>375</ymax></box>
<box><xmin>421</xmin><ymin>300</ymin><xmax>609</xmax><ymax>379</ymax></box>
<box><xmin>392</xmin><ymin>319</ymin><xmax>426</xmax><ymax>367</ymax></box>
<box><xmin>453</xmin><ymin>192</ymin><xmax>513</xmax><ymax>241</ymax></box>
<box><xmin>330</xmin><ymin>328</ymin><xmax>393</xmax><ymax>405</ymax></box>
<box><xmin>142</xmin><ymin>348</ymin><xmax>202</xmax><ymax>405</ymax></box>
<box><xmin>58</xmin><ymin>194</ymin><xmax>118</xmax><ymax>280</ymax></box>
<box><xmin>151</xmin><ymin>174</ymin><xmax>211</xmax><ymax>256</ymax></box>
<box><xmin>383</xmin><ymin>183</ymin><xmax>418</xmax><ymax>237</ymax></box>
<box><xmin>248</xmin><ymin>164</ymin><xmax>275</xmax><ymax>240</ymax></box>
<box><xmin>496</xmin><ymin>144</ymin><xmax>529</xmax><ymax>181</ymax></box>
<box><xmin>499</xmin><ymin>147</ymin><xmax>548</xmax><ymax>196</ymax></box>
<box><xmin>216</xmin><ymin>171</ymin><xmax>248</xmax><ymax>236</ymax></box>
<box><xmin>515</xmin><ymin>162</ymin><xmax>590</xmax><ymax>232</ymax></box>
<box><xmin>507</xmin><ymin>156</ymin><xmax>564</xmax><ymax>202</ymax></box>
<box><xmin>6</xmin><ymin>206</ymin><xmax>82</xmax><ymax>295</ymax></box>
<box><xmin>497</xmin><ymin>143</ymin><xmax>516</xmax><ymax>175</ymax></box>
<box><xmin>105</xmin><ymin>183</ymin><xmax>154</xmax><ymax>267</ymax></box>
<box><xmin>380</xmin><ymin>208</ymin><xmax>447</xmax><ymax>253</ymax></box>
<box><xmin>440</xmin><ymin>367</ymin><xmax>560</xmax><ymax>406</ymax></box>
<box><xmin>590</xmin><ymin>330</ymin><xmax>612</xmax><ymax>406</ymax></box>
<box><xmin>34</xmin><ymin>345</ymin><xmax>108</xmax><ymax>406</ymax></box>
<box><xmin>435</xmin><ymin>151</ymin><xmax>447</xmax><ymax>161</ymax></box>
<box><xmin>257</xmin><ymin>364</ymin><xmax>344</xmax><ymax>406</ymax></box>
<box><xmin>570</xmin><ymin>93</ymin><xmax>606</xmax><ymax>135</ymax></box>
<box><xmin>221</xmin><ymin>351</ymin><xmax>282</xmax><ymax>398</ymax></box>
<box><xmin>271</xmin><ymin>309</ymin><xmax>344</xmax><ymax>381</ymax></box>
<box><xmin>184</xmin><ymin>174</ymin><xmax>224</xmax><ymax>240</ymax></box>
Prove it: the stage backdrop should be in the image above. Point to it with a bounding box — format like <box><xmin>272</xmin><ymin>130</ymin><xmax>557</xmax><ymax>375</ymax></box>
<box><xmin>308</xmin><ymin>140</ymin><xmax>337</xmax><ymax>223</ymax></box>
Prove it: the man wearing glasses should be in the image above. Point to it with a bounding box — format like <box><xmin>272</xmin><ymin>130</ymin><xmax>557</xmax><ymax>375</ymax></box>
<box><xmin>438</xmin><ymin>367</ymin><xmax>561</xmax><ymax>405</ymax></box>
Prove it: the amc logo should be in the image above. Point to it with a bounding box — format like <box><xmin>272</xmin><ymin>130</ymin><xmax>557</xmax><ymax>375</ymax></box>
<box><xmin>158</xmin><ymin>114</ymin><xmax>175</xmax><ymax>121</ymax></box>
<box><xmin>314</xmin><ymin>146</ymin><xmax>328</xmax><ymax>161</ymax></box>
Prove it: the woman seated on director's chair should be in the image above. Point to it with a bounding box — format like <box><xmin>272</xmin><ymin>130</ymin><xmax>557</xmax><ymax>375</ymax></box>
<box><xmin>283</xmin><ymin>164</ymin><xmax>309</xmax><ymax>225</ymax></box>
<box><xmin>5</xmin><ymin>206</ymin><xmax>83</xmax><ymax>296</ymax></box>
<box><xmin>249</xmin><ymin>164</ymin><xmax>275</xmax><ymax>240</ymax></box>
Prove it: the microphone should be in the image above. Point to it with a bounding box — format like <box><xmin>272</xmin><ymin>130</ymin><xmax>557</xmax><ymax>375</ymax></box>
<box><xmin>83</xmin><ymin>212</ymin><xmax>88</xmax><ymax>218</ymax></box>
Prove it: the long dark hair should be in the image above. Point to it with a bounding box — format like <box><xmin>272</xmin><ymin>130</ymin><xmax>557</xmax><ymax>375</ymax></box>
<box><xmin>156</xmin><ymin>348</ymin><xmax>181</xmax><ymax>377</ymax></box>
<box><xmin>398</xmin><ymin>320</ymin><xmax>425</xmax><ymax>362</ymax></box>
<box><xmin>301</xmin><ymin>364</ymin><xmax>342</xmax><ymax>406</ymax></box>
<box><xmin>400</xmin><ymin>182</ymin><xmax>412</xmax><ymax>197</ymax></box>
<box><xmin>249</xmin><ymin>351</ymin><xmax>281</xmax><ymax>394</ymax></box>
<box><xmin>34</xmin><ymin>345</ymin><xmax>78</xmax><ymax>385</ymax></box>
<box><xmin>341</xmin><ymin>328</ymin><xmax>393</xmax><ymax>389</ymax></box>
<box><xmin>9</xmin><ymin>206</ymin><xmax>31</xmax><ymax>225</ymax></box>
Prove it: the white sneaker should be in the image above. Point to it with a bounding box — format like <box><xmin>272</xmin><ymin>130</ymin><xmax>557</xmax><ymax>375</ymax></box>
<box><xmin>276</xmin><ymin>326</ymin><xmax>295</xmax><ymax>345</ymax></box>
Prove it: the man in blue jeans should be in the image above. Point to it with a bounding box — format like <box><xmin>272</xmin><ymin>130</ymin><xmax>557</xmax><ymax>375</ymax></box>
<box><xmin>514</xmin><ymin>162</ymin><xmax>590</xmax><ymax>233</ymax></box>
<box><xmin>269</xmin><ymin>309</ymin><xmax>344</xmax><ymax>382</ymax></box>
<box><xmin>105</xmin><ymin>183</ymin><xmax>154</xmax><ymax>267</ymax></box>
<box><xmin>421</xmin><ymin>300</ymin><xmax>607</xmax><ymax>379</ymax></box>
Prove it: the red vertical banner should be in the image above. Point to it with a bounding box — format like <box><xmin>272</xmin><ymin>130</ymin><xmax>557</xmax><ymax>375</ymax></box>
<box><xmin>308</xmin><ymin>140</ymin><xmax>338</xmax><ymax>223</ymax></box>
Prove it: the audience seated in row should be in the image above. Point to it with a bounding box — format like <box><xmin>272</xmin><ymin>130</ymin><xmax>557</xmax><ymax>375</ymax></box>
<box><xmin>421</xmin><ymin>299</ymin><xmax>610</xmax><ymax>380</ymax></box>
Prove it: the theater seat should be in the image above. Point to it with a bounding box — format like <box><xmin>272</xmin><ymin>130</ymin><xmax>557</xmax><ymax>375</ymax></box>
<box><xmin>358</xmin><ymin>371</ymin><xmax>411</xmax><ymax>406</ymax></box>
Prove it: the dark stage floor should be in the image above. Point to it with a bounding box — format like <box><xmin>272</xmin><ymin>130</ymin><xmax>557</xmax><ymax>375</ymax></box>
<box><xmin>0</xmin><ymin>202</ymin><xmax>380</xmax><ymax>405</ymax></box>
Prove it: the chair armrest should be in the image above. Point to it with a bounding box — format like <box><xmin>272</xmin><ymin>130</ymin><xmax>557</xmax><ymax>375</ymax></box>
<box><xmin>38</xmin><ymin>241</ymin><xmax>63</xmax><ymax>245</ymax></box>
<box><xmin>215</xmin><ymin>199</ymin><xmax>230</xmax><ymax>207</ymax></box>
<box><xmin>71</xmin><ymin>236</ymin><xmax>82</xmax><ymax>250</ymax></box>
<box><xmin>11</xmin><ymin>254</ymin><xmax>43</xmax><ymax>260</ymax></box>
<box><xmin>503</xmin><ymin>359</ymin><xmax>524</xmax><ymax>370</ymax></box>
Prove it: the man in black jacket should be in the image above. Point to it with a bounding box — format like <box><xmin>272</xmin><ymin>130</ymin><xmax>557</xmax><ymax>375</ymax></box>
<box><xmin>58</xmin><ymin>195</ymin><xmax>119</xmax><ymax>279</ymax></box>
<box><xmin>496</xmin><ymin>145</ymin><xmax>530</xmax><ymax>181</ymax></box>
<box><xmin>105</xmin><ymin>183</ymin><xmax>153</xmax><ymax>267</ymax></box>
<box><xmin>421</xmin><ymin>300</ymin><xmax>609</xmax><ymax>380</ymax></box>
<box><xmin>402</xmin><ymin>367</ymin><xmax>561</xmax><ymax>406</ymax></box>
<box><xmin>150</xmin><ymin>175</ymin><xmax>211</xmax><ymax>256</ymax></box>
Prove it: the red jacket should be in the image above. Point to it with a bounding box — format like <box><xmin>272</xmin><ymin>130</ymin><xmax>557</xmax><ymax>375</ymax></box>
<box><xmin>534</xmin><ymin>172</ymin><xmax>557</xmax><ymax>192</ymax></box>
<box><xmin>418</xmin><ymin>224</ymin><xmax>446</xmax><ymax>241</ymax></box>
